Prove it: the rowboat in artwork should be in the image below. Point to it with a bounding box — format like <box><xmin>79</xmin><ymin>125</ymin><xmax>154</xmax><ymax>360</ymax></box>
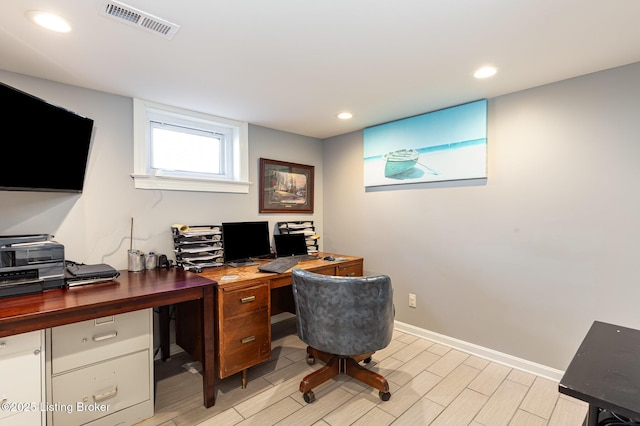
<box><xmin>383</xmin><ymin>149</ymin><xmax>419</xmax><ymax>177</ymax></box>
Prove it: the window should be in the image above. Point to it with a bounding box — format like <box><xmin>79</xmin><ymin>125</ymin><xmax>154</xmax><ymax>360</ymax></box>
<box><xmin>132</xmin><ymin>98</ymin><xmax>249</xmax><ymax>193</ymax></box>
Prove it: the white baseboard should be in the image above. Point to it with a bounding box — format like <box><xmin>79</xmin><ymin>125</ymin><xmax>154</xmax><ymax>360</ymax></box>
<box><xmin>393</xmin><ymin>320</ymin><xmax>564</xmax><ymax>382</ymax></box>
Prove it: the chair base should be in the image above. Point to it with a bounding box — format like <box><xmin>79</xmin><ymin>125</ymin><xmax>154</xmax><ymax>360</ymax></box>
<box><xmin>299</xmin><ymin>346</ymin><xmax>391</xmax><ymax>403</ymax></box>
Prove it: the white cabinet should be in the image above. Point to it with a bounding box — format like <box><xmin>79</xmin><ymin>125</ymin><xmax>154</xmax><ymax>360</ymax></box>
<box><xmin>47</xmin><ymin>309</ymin><xmax>154</xmax><ymax>426</ymax></box>
<box><xmin>0</xmin><ymin>330</ymin><xmax>45</xmax><ymax>426</ymax></box>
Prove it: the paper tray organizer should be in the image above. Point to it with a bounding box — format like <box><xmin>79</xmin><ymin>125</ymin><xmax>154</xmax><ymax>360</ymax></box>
<box><xmin>171</xmin><ymin>225</ymin><xmax>225</xmax><ymax>272</ymax></box>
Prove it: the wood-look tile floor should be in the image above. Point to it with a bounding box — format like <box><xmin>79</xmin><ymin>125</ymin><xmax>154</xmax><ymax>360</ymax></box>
<box><xmin>139</xmin><ymin>318</ymin><xmax>588</xmax><ymax>426</ymax></box>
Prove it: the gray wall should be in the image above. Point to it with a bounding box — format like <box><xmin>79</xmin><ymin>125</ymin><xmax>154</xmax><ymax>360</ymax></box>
<box><xmin>322</xmin><ymin>61</ymin><xmax>640</xmax><ymax>371</ymax></box>
<box><xmin>0</xmin><ymin>71</ymin><xmax>323</xmax><ymax>270</ymax></box>
<box><xmin>3</xmin><ymin>62</ymin><xmax>640</xmax><ymax>372</ymax></box>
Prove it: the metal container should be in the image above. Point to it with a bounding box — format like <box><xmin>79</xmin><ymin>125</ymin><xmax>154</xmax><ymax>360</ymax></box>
<box><xmin>145</xmin><ymin>252</ymin><xmax>157</xmax><ymax>270</ymax></box>
<box><xmin>128</xmin><ymin>250</ymin><xmax>145</xmax><ymax>272</ymax></box>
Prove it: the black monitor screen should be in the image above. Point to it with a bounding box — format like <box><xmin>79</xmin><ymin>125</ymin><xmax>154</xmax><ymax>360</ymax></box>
<box><xmin>222</xmin><ymin>221</ymin><xmax>271</xmax><ymax>263</ymax></box>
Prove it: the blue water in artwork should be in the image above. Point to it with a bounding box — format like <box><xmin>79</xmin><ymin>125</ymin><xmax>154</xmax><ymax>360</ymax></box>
<box><xmin>363</xmin><ymin>100</ymin><xmax>487</xmax><ymax>187</ymax></box>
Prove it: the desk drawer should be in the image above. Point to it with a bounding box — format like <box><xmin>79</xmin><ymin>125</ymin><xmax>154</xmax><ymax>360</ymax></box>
<box><xmin>51</xmin><ymin>350</ymin><xmax>150</xmax><ymax>425</ymax></box>
<box><xmin>336</xmin><ymin>262</ymin><xmax>363</xmax><ymax>277</ymax></box>
<box><xmin>219</xmin><ymin>308</ymin><xmax>270</xmax><ymax>378</ymax></box>
<box><xmin>51</xmin><ymin>309</ymin><xmax>152</xmax><ymax>374</ymax></box>
<box><xmin>312</xmin><ymin>265</ymin><xmax>337</xmax><ymax>276</ymax></box>
<box><xmin>270</xmin><ymin>276</ymin><xmax>291</xmax><ymax>289</ymax></box>
<box><xmin>221</xmin><ymin>282</ymin><xmax>269</xmax><ymax>318</ymax></box>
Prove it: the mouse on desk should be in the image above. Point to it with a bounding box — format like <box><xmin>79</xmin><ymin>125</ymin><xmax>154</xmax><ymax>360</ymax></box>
<box><xmin>323</xmin><ymin>256</ymin><xmax>335</xmax><ymax>261</ymax></box>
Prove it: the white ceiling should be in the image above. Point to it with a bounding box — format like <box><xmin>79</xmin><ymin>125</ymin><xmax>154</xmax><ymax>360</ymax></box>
<box><xmin>1</xmin><ymin>0</ymin><xmax>640</xmax><ymax>139</ymax></box>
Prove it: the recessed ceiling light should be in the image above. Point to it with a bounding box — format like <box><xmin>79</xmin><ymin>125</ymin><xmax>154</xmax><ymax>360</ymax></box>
<box><xmin>26</xmin><ymin>10</ymin><xmax>72</xmax><ymax>33</ymax></box>
<box><xmin>337</xmin><ymin>112</ymin><xmax>353</xmax><ymax>120</ymax></box>
<box><xmin>474</xmin><ymin>66</ymin><xmax>497</xmax><ymax>79</ymax></box>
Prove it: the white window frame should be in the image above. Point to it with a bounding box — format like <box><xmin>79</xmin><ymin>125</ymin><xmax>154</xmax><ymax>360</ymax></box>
<box><xmin>132</xmin><ymin>98</ymin><xmax>250</xmax><ymax>193</ymax></box>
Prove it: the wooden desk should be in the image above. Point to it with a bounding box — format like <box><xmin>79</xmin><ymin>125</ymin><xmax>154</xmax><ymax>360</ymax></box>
<box><xmin>176</xmin><ymin>253</ymin><xmax>363</xmax><ymax>387</ymax></box>
<box><xmin>559</xmin><ymin>321</ymin><xmax>640</xmax><ymax>425</ymax></box>
<box><xmin>0</xmin><ymin>268</ymin><xmax>218</xmax><ymax>408</ymax></box>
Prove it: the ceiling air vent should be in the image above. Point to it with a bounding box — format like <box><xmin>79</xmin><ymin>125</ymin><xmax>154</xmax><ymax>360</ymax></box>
<box><xmin>99</xmin><ymin>0</ymin><xmax>180</xmax><ymax>39</ymax></box>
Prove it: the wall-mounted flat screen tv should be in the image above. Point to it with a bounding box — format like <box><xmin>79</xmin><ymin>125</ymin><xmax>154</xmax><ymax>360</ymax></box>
<box><xmin>222</xmin><ymin>221</ymin><xmax>272</xmax><ymax>266</ymax></box>
<box><xmin>0</xmin><ymin>82</ymin><xmax>94</xmax><ymax>193</ymax></box>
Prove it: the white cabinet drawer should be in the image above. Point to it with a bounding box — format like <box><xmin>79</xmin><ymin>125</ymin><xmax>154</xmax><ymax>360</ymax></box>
<box><xmin>51</xmin><ymin>350</ymin><xmax>150</xmax><ymax>426</ymax></box>
<box><xmin>0</xmin><ymin>346</ymin><xmax>43</xmax><ymax>422</ymax></box>
<box><xmin>0</xmin><ymin>330</ymin><xmax>40</xmax><ymax>358</ymax></box>
<box><xmin>0</xmin><ymin>410</ymin><xmax>41</xmax><ymax>426</ymax></box>
<box><xmin>51</xmin><ymin>309</ymin><xmax>151</xmax><ymax>374</ymax></box>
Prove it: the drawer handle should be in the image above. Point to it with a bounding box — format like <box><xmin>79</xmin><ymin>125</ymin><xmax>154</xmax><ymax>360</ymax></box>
<box><xmin>92</xmin><ymin>331</ymin><xmax>118</xmax><ymax>342</ymax></box>
<box><xmin>241</xmin><ymin>296</ymin><xmax>256</xmax><ymax>304</ymax></box>
<box><xmin>0</xmin><ymin>342</ymin><xmax>6</xmax><ymax>349</ymax></box>
<box><xmin>346</xmin><ymin>272</ymin><xmax>356</xmax><ymax>276</ymax></box>
<box><xmin>241</xmin><ymin>336</ymin><xmax>256</xmax><ymax>344</ymax></box>
<box><xmin>93</xmin><ymin>386</ymin><xmax>118</xmax><ymax>402</ymax></box>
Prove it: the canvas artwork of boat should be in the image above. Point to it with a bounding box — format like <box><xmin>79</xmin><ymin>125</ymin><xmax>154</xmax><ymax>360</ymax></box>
<box><xmin>383</xmin><ymin>149</ymin><xmax>419</xmax><ymax>177</ymax></box>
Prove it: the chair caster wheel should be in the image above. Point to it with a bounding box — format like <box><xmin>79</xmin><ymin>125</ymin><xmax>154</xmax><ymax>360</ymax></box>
<box><xmin>379</xmin><ymin>391</ymin><xmax>391</xmax><ymax>401</ymax></box>
<box><xmin>306</xmin><ymin>355</ymin><xmax>315</xmax><ymax>365</ymax></box>
<box><xmin>363</xmin><ymin>357</ymin><xmax>372</xmax><ymax>364</ymax></box>
<box><xmin>303</xmin><ymin>391</ymin><xmax>315</xmax><ymax>403</ymax></box>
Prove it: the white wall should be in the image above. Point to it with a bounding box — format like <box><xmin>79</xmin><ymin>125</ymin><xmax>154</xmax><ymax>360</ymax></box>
<box><xmin>0</xmin><ymin>71</ymin><xmax>323</xmax><ymax>269</ymax></box>
<box><xmin>322</xmin><ymin>61</ymin><xmax>640</xmax><ymax>371</ymax></box>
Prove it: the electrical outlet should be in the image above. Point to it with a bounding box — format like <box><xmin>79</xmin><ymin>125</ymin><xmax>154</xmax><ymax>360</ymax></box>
<box><xmin>408</xmin><ymin>293</ymin><xmax>417</xmax><ymax>308</ymax></box>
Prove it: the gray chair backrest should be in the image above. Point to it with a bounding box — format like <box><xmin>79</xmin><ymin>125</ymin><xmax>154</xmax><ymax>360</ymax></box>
<box><xmin>291</xmin><ymin>268</ymin><xmax>394</xmax><ymax>356</ymax></box>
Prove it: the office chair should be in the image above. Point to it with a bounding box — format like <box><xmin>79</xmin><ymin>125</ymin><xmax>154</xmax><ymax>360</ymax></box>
<box><xmin>291</xmin><ymin>268</ymin><xmax>395</xmax><ymax>403</ymax></box>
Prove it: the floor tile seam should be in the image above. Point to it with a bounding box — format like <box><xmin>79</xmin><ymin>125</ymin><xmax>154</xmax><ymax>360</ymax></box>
<box><xmin>510</xmin><ymin>375</ymin><xmax>538</xmax><ymax>414</ymax></box>
<box><xmin>513</xmin><ymin>406</ymin><xmax>551</xmax><ymax>424</ymax></box>
<box><xmin>466</xmin><ymin>362</ymin><xmax>515</xmax><ymax>398</ymax></box>
<box><xmin>428</xmin><ymin>361</ymin><xmax>482</xmax><ymax>381</ymax></box>
<box><xmin>234</xmin><ymin>384</ymin><xmax>300</xmax><ymax>419</ymax></box>
<box><xmin>435</xmin><ymin>387</ymin><xmax>489</xmax><ymax>426</ymax></box>
<box><xmin>242</xmin><ymin>395</ymin><xmax>304</xmax><ymax>424</ymax></box>
<box><xmin>469</xmin><ymin>380</ymin><xmax>530</xmax><ymax>426</ymax></box>
<box><xmin>387</xmin><ymin>348</ymin><xmax>434</xmax><ymax>367</ymax></box>
<box><xmin>516</xmin><ymin>392</ymin><xmax>560</xmax><ymax>422</ymax></box>
<box><xmin>276</xmin><ymin>386</ymin><xmax>362</xmax><ymax>426</ymax></box>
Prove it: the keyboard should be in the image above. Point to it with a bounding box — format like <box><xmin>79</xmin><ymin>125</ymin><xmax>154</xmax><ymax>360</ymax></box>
<box><xmin>258</xmin><ymin>257</ymin><xmax>299</xmax><ymax>273</ymax></box>
<box><xmin>290</xmin><ymin>254</ymin><xmax>320</xmax><ymax>261</ymax></box>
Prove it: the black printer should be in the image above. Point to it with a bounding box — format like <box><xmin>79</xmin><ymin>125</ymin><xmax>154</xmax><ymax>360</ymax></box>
<box><xmin>0</xmin><ymin>234</ymin><xmax>65</xmax><ymax>298</ymax></box>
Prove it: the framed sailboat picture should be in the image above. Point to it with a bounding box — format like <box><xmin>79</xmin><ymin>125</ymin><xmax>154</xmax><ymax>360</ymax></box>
<box><xmin>363</xmin><ymin>99</ymin><xmax>488</xmax><ymax>187</ymax></box>
<box><xmin>259</xmin><ymin>158</ymin><xmax>314</xmax><ymax>213</ymax></box>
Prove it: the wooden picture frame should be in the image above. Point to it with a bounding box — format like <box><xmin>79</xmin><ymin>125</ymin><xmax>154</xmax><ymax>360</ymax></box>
<box><xmin>259</xmin><ymin>158</ymin><xmax>314</xmax><ymax>213</ymax></box>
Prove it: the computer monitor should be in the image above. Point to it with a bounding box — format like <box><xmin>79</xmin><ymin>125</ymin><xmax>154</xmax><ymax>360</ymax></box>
<box><xmin>222</xmin><ymin>221</ymin><xmax>271</xmax><ymax>265</ymax></box>
<box><xmin>274</xmin><ymin>233</ymin><xmax>309</xmax><ymax>257</ymax></box>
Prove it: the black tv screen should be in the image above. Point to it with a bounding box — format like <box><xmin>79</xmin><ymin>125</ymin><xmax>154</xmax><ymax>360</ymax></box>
<box><xmin>0</xmin><ymin>82</ymin><xmax>94</xmax><ymax>193</ymax></box>
<box><xmin>222</xmin><ymin>221</ymin><xmax>271</xmax><ymax>263</ymax></box>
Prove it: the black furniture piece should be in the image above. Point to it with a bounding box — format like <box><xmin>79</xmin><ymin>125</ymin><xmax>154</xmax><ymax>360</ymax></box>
<box><xmin>559</xmin><ymin>320</ymin><xmax>640</xmax><ymax>426</ymax></box>
<box><xmin>291</xmin><ymin>268</ymin><xmax>395</xmax><ymax>403</ymax></box>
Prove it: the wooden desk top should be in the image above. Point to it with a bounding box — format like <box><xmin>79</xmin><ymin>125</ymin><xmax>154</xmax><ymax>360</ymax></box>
<box><xmin>559</xmin><ymin>320</ymin><xmax>640</xmax><ymax>421</ymax></box>
<box><xmin>0</xmin><ymin>268</ymin><xmax>215</xmax><ymax>338</ymax></box>
<box><xmin>196</xmin><ymin>253</ymin><xmax>363</xmax><ymax>287</ymax></box>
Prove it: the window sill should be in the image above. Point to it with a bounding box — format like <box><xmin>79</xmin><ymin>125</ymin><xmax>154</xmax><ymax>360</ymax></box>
<box><xmin>131</xmin><ymin>174</ymin><xmax>251</xmax><ymax>193</ymax></box>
